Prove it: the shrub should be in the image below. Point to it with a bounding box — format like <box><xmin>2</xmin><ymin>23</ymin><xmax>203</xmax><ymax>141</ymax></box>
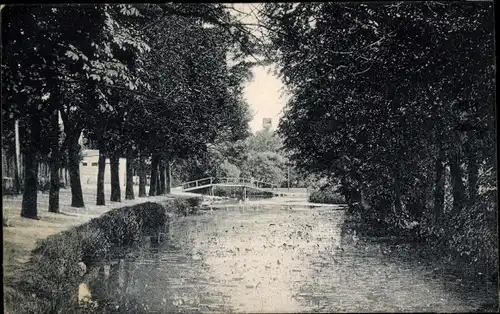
<box><xmin>6</xmin><ymin>198</ymin><xmax>205</xmax><ymax>313</ymax></box>
<box><xmin>7</xmin><ymin>201</ymin><xmax>175</xmax><ymax>314</ymax></box>
<box><xmin>173</xmin><ymin>198</ymin><xmax>190</xmax><ymax>216</ymax></box>
<box><xmin>185</xmin><ymin>196</ymin><xmax>202</xmax><ymax>207</ymax></box>
<box><xmin>18</xmin><ymin>230</ymin><xmax>90</xmax><ymax>313</ymax></box>
<box><xmin>213</xmin><ymin>186</ymin><xmax>240</xmax><ymax>197</ymax></box>
<box><xmin>308</xmin><ymin>186</ymin><xmax>345</xmax><ymax>204</ymax></box>
<box><xmin>96</xmin><ymin>209</ymin><xmax>140</xmax><ymax>247</ymax></box>
<box><xmin>173</xmin><ymin>197</ymin><xmax>202</xmax><ymax>216</ymax></box>
<box><xmin>439</xmin><ymin>201</ymin><xmax>498</xmax><ymax>277</ymax></box>
<box><xmin>133</xmin><ymin>202</ymin><xmax>169</xmax><ymax>231</ymax></box>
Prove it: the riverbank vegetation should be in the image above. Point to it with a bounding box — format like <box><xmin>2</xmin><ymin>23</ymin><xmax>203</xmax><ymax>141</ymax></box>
<box><xmin>4</xmin><ymin>199</ymin><xmax>201</xmax><ymax>314</ymax></box>
<box><xmin>261</xmin><ymin>2</ymin><xmax>497</xmax><ymax>281</ymax></box>
<box><xmin>173</xmin><ymin>125</ymin><xmax>312</xmax><ymax>190</ymax></box>
<box><xmin>308</xmin><ymin>186</ymin><xmax>345</xmax><ymax>205</ymax></box>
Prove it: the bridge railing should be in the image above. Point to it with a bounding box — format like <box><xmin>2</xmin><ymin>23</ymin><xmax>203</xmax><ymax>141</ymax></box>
<box><xmin>182</xmin><ymin>177</ymin><xmax>279</xmax><ymax>190</ymax></box>
<box><xmin>182</xmin><ymin>177</ymin><xmax>214</xmax><ymax>190</ymax></box>
<box><xmin>215</xmin><ymin>177</ymin><xmax>279</xmax><ymax>189</ymax></box>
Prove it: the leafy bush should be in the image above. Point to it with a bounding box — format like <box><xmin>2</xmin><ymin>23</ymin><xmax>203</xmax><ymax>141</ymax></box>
<box><xmin>7</xmin><ymin>201</ymin><xmax>174</xmax><ymax>314</ymax></box>
<box><xmin>5</xmin><ymin>198</ymin><xmax>206</xmax><ymax>313</ymax></box>
<box><xmin>213</xmin><ymin>186</ymin><xmax>240</xmax><ymax>197</ymax></box>
<box><xmin>19</xmin><ymin>230</ymin><xmax>93</xmax><ymax>314</ymax></box>
<box><xmin>173</xmin><ymin>197</ymin><xmax>202</xmax><ymax>216</ymax></box>
<box><xmin>185</xmin><ymin>196</ymin><xmax>202</xmax><ymax>208</ymax></box>
<box><xmin>308</xmin><ymin>186</ymin><xmax>345</xmax><ymax>204</ymax></box>
<box><xmin>173</xmin><ymin>198</ymin><xmax>190</xmax><ymax>216</ymax></box>
<box><xmin>132</xmin><ymin>202</ymin><xmax>169</xmax><ymax>231</ymax></box>
<box><xmin>347</xmin><ymin>185</ymin><xmax>499</xmax><ymax>281</ymax></box>
<box><xmin>218</xmin><ymin>160</ymin><xmax>241</xmax><ymax>178</ymax></box>
<box><xmin>426</xmin><ymin>200</ymin><xmax>498</xmax><ymax>278</ymax></box>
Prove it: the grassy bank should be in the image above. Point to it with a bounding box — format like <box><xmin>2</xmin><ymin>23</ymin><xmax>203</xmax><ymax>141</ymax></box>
<box><xmin>3</xmin><ymin>194</ymin><xmax>202</xmax><ymax>314</ymax></box>
<box><xmin>3</xmin><ymin>187</ymin><xmax>169</xmax><ymax>291</ymax></box>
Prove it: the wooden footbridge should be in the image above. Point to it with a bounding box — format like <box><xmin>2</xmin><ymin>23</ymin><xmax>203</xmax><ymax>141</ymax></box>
<box><xmin>181</xmin><ymin>177</ymin><xmax>279</xmax><ymax>198</ymax></box>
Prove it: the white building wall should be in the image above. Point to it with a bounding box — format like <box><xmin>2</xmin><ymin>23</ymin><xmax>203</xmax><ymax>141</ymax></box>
<box><xmin>80</xmin><ymin>150</ymin><xmax>127</xmax><ymax>187</ymax></box>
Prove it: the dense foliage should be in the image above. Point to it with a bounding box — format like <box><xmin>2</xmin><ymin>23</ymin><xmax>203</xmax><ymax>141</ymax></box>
<box><xmin>2</xmin><ymin>4</ymin><xmax>258</xmax><ymax>215</ymax></box>
<box><xmin>262</xmin><ymin>2</ymin><xmax>496</xmax><ymax>275</ymax></box>
<box><xmin>308</xmin><ymin>187</ymin><xmax>345</xmax><ymax>205</ymax></box>
<box><xmin>4</xmin><ymin>200</ymin><xmax>200</xmax><ymax>314</ymax></box>
<box><xmin>174</xmin><ymin>126</ymin><xmax>313</xmax><ymax>189</ymax></box>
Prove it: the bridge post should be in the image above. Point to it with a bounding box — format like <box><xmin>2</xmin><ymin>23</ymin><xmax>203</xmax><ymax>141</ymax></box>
<box><xmin>243</xmin><ymin>186</ymin><xmax>247</xmax><ymax>202</ymax></box>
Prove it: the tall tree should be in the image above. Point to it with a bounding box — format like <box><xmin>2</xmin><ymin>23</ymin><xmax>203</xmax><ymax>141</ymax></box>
<box><xmin>48</xmin><ymin>108</ymin><xmax>61</xmax><ymax>213</ymax></box>
<box><xmin>2</xmin><ymin>4</ymin><xmax>151</xmax><ymax>215</ymax></box>
<box><xmin>262</xmin><ymin>2</ymin><xmax>495</xmax><ymax>226</ymax></box>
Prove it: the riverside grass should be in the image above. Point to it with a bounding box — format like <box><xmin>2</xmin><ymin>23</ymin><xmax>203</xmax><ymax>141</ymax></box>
<box><xmin>4</xmin><ymin>197</ymin><xmax>202</xmax><ymax>314</ymax></box>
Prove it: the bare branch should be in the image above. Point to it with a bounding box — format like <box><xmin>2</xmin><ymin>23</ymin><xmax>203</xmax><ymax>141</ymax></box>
<box><xmin>353</xmin><ymin>65</ymin><xmax>373</xmax><ymax>76</ymax></box>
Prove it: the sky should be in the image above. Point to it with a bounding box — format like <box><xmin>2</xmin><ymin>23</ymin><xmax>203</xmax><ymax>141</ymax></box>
<box><xmin>230</xmin><ymin>3</ymin><xmax>287</xmax><ymax>134</ymax></box>
<box><xmin>244</xmin><ymin>66</ymin><xmax>287</xmax><ymax>133</ymax></box>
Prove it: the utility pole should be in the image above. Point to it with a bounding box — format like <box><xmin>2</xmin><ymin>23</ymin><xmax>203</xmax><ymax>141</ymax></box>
<box><xmin>287</xmin><ymin>165</ymin><xmax>290</xmax><ymax>192</ymax></box>
<box><xmin>14</xmin><ymin>119</ymin><xmax>21</xmax><ymax>194</ymax></box>
<box><xmin>167</xmin><ymin>161</ymin><xmax>172</xmax><ymax>194</ymax></box>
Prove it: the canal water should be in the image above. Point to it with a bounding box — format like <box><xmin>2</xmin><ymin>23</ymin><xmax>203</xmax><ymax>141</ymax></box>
<box><xmin>88</xmin><ymin>202</ymin><xmax>497</xmax><ymax>313</ymax></box>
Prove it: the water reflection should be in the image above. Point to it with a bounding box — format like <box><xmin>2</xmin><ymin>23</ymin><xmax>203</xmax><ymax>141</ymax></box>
<box><xmin>86</xmin><ymin>203</ymin><xmax>496</xmax><ymax>313</ymax></box>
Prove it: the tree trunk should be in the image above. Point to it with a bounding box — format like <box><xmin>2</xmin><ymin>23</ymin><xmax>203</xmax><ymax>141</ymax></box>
<box><xmin>392</xmin><ymin>161</ymin><xmax>403</xmax><ymax>215</ymax></box>
<box><xmin>449</xmin><ymin>151</ymin><xmax>466</xmax><ymax>216</ymax></box>
<box><xmin>13</xmin><ymin>119</ymin><xmax>21</xmax><ymax>194</ymax></box>
<box><xmin>1</xmin><ymin>149</ymin><xmax>5</xmax><ymax>181</ymax></box>
<box><xmin>48</xmin><ymin>109</ymin><xmax>60</xmax><ymax>213</ymax></box>
<box><xmin>13</xmin><ymin>151</ymin><xmax>21</xmax><ymax>194</ymax></box>
<box><xmin>59</xmin><ymin>168</ymin><xmax>64</xmax><ymax>187</ymax></box>
<box><xmin>166</xmin><ymin>161</ymin><xmax>172</xmax><ymax>194</ymax></box>
<box><xmin>21</xmin><ymin>115</ymin><xmax>40</xmax><ymax>218</ymax></box>
<box><xmin>125</xmin><ymin>157</ymin><xmax>135</xmax><ymax>200</ymax></box>
<box><xmin>49</xmin><ymin>161</ymin><xmax>60</xmax><ymax>212</ymax></box>
<box><xmin>64</xmin><ymin>168</ymin><xmax>71</xmax><ymax>188</ymax></box>
<box><xmin>156</xmin><ymin>167</ymin><xmax>162</xmax><ymax>196</ymax></box>
<box><xmin>65</xmin><ymin>168</ymin><xmax>69</xmax><ymax>187</ymax></box>
<box><xmin>138</xmin><ymin>155</ymin><xmax>146</xmax><ymax>197</ymax></box>
<box><xmin>96</xmin><ymin>149</ymin><xmax>106</xmax><ymax>205</ymax></box>
<box><xmin>340</xmin><ymin>177</ymin><xmax>353</xmax><ymax>208</ymax></box>
<box><xmin>407</xmin><ymin>197</ymin><xmax>423</xmax><ymax>221</ymax></box>
<box><xmin>394</xmin><ymin>176</ymin><xmax>402</xmax><ymax>214</ymax></box>
<box><xmin>433</xmin><ymin>148</ymin><xmax>445</xmax><ymax>223</ymax></box>
<box><xmin>466</xmin><ymin>150</ymin><xmax>479</xmax><ymax>205</ymax></box>
<box><xmin>149</xmin><ymin>155</ymin><xmax>159</xmax><ymax>196</ymax></box>
<box><xmin>351</xmin><ymin>188</ymin><xmax>362</xmax><ymax>204</ymax></box>
<box><xmin>360</xmin><ymin>190</ymin><xmax>370</xmax><ymax>210</ymax></box>
<box><xmin>43</xmin><ymin>163</ymin><xmax>49</xmax><ymax>181</ymax></box>
<box><xmin>159</xmin><ymin>159</ymin><xmax>166</xmax><ymax>195</ymax></box>
<box><xmin>110</xmin><ymin>156</ymin><xmax>121</xmax><ymax>202</ymax></box>
<box><xmin>21</xmin><ymin>148</ymin><xmax>39</xmax><ymax>219</ymax></box>
<box><xmin>68</xmin><ymin>131</ymin><xmax>85</xmax><ymax>208</ymax></box>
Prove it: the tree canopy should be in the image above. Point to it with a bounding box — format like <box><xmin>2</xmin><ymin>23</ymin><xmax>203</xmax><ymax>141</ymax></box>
<box><xmin>262</xmin><ymin>1</ymin><xmax>495</xmax><ymax>220</ymax></box>
<box><xmin>1</xmin><ymin>3</ymin><xmax>259</xmax><ymax>216</ymax></box>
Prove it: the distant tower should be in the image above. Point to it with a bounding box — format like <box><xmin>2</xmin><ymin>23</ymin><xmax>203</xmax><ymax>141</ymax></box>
<box><xmin>262</xmin><ymin>118</ymin><xmax>272</xmax><ymax>130</ymax></box>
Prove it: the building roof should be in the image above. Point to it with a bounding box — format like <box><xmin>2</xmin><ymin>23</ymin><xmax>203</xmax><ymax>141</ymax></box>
<box><xmin>81</xmin><ymin>149</ymin><xmax>99</xmax><ymax>157</ymax></box>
